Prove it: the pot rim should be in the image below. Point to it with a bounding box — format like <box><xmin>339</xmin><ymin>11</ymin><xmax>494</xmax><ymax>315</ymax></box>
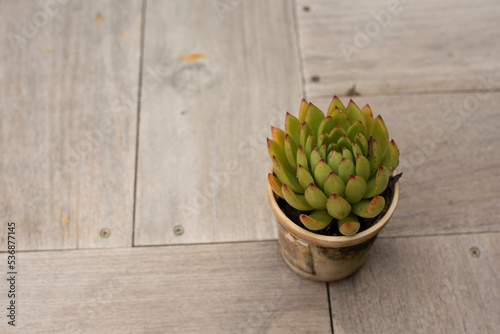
<box><xmin>267</xmin><ymin>165</ymin><xmax>400</xmax><ymax>248</ymax></box>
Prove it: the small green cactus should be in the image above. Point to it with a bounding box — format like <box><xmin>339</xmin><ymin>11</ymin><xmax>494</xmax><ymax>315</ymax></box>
<box><xmin>268</xmin><ymin>96</ymin><xmax>399</xmax><ymax>236</ymax></box>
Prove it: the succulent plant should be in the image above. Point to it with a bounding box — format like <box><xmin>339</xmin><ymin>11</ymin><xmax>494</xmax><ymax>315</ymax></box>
<box><xmin>267</xmin><ymin>96</ymin><xmax>399</xmax><ymax>236</ymax></box>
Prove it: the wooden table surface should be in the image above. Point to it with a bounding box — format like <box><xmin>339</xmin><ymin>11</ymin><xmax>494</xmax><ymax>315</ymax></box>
<box><xmin>1</xmin><ymin>0</ymin><xmax>499</xmax><ymax>333</ymax></box>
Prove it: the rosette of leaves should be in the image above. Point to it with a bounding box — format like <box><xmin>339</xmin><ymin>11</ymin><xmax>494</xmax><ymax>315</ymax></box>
<box><xmin>267</xmin><ymin>96</ymin><xmax>399</xmax><ymax>236</ymax></box>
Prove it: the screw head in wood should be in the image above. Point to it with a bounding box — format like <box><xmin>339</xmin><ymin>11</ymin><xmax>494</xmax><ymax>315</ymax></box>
<box><xmin>100</xmin><ymin>228</ymin><xmax>111</xmax><ymax>238</ymax></box>
<box><xmin>469</xmin><ymin>247</ymin><xmax>480</xmax><ymax>258</ymax></box>
<box><xmin>173</xmin><ymin>225</ymin><xmax>184</xmax><ymax>236</ymax></box>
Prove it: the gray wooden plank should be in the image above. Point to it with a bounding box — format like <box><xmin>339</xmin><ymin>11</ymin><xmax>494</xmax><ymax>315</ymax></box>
<box><xmin>0</xmin><ymin>0</ymin><xmax>142</xmax><ymax>250</ymax></box>
<box><xmin>296</xmin><ymin>0</ymin><xmax>500</xmax><ymax>98</ymax></box>
<box><xmin>134</xmin><ymin>0</ymin><xmax>303</xmax><ymax>245</ymax></box>
<box><xmin>329</xmin><ymin>233</ymin><xmax>500</xmax><ymax>334</ymax></box>
<box><xmin>309</xmin><ymin>92</ymin><xmax>500</xmax><ymax>237</ymax></box>
<box><xmin>1</xmin><ymin>241</ymin><xmax>331</xmax><ymax>334</ymax></box>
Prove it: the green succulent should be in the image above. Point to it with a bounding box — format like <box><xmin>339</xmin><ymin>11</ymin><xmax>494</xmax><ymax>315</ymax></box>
<box><xmin>267</xmin><ymin>96</ymin><xmax>399</xmax><ymax>236</ymax></box>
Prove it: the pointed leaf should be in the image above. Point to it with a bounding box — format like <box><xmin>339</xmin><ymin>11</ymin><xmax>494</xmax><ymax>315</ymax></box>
<box><xmin>271</xmin><ymin>126</ymin><xmax>285</xmax><ymax>148</ymax></box>
<box><xmin>368</xmin><ymin>139</ymin><xmax>383</xmax><ymax>176</ymax></box>
<box><xmin>371</xmin><ymin>115</ymin><xmax>389</xmax><ymax>155</ymax></box>
<box><xmin>317</xmin><ymin>131</ymin><xmax>328</xmax><ymax>148</ymax></box>
<box><xmin>282</xmin><ymin>183</ymin><xmax>314</xmax><ymax>211</ymax></box>
<box><xmin>346</xmin><ymin>100</ymin><xmax>365</xmax><ymax>126</ymax></box>
<box><xmin>354</xmin><ymin>133</ymin><xmax>368</xmax><ymax>156</ymax></box>
<box><xmin>364</xmin><ymin>165</ymin><xmax>391</xmax><ymax>198</ymax></box>
<box><xmin>338</xmin><ymin>158</ymin><xmax>355</xmax><ymax>185</ymax></box>
<box><xmin>300</xmin><ymin>210</ymin><xmax>333</xmax><ymax>231</ymax></box>
<box><xmin>326</xmin><ymin>194</ymin><xmax>351</xmax><ymax>219</ymax></box>
<box><xmin>284</xmin><ymin>134</ymin><xmax>298</xmax><ymax>168</ymax></box>
<box><xmin>355</xmin><ymin>154</ymin><xmax>370</xmax><ymax>181</ymax></box>
<box><xmin>365</xmin><ymin>195</ymin><xmax>386</xmax><ymax>218</ymax></box>
<box><xmin>313</xmin><ymin>159</ymin><xmax>333</xmax><ymax>191</ymax></box>
<box><xmin>319</xmin><ymin>143</ymin><xmax>327</xmax><ymax>160</ymax></box>
<box><xmin>272</xmin><ymin>156</ymin><xmax>302</xmax><ymax>194</ymax></box>
<box><xmin>361</xmin><ymin>104</ymin><xmax>374</xmax><ymax>133</ymax></box>
<box><xmin>327</xmin><ymin>95</ymin><xmax>346</xmax><ymax>115</ymax></box>
<box><xmin>342</xmin><ymin>146</ymin><xmax>354</xmax><ymax>163</ymax></box>
<box><xmin>330</xmin><ymin>109</ymin><xmax>350</xmax><ymax>131</ymax></box>
<box><xmin>296</xmin><ymin>146</ymin><xmax>309</xmax><ymax>173</ymax></box>
<box><xmin>309</xmin><ymin>147</ymin><xmax>322</xmax><ymax>172</ymax></box>
<box><xmin>268</xmin><ymin>173</ymin><xmax>284</xmax><ymax>199</ymax></box>
<box><xmin>327</xmin><ymin>149</ymin><xmax>342</xmax><ymax>174</ymax></box>
<box><xmin>352</xmin><ymin>195</ymin><xmax>386</xmax><ymax>218</ymax></box>
<box><xmin>299</xmin><ymin>122</ymin><xmax>313</xmax><ymax>150</ymax></box>
<box><xmin>318</xmin><ymin>116</ymin><xmax>335</xmax><ymax>138</ymax></box>
<box><xmin>329</xmin><ymin>126</ymin><xmax>347</xmax><ymax>144</ymax></box>
<box><xmin>345</xmin><ymin>175</ymin><xmax>367</xmax><ymax>203</ymax></box>
<box><xmin>337</xmin><ymin>135</ymin><xmax>353</xmax><ymax>152</ymax></box>
<box><xmin>324</xmin><ymin>172</ymin><xmax>346</xmax><ymax>197</ymax></box>
<box><xmin>305</xmin><ymin>183</ymin><xmax>328</xmax><ymax>209</ymax></box>
<box><xmin>268</xmin><ymin>138</ymin><xmax>293</xmax><ymax>172</ymax></box>
<box><xmin>346</xmin><ymin>120</ymin><xmax>367</xmax><ymax>142</ymax></box>
<box><xmin>318</xmin><ymin>116</ymin><xmax>335</xmax><ymax>140</ymax></box>
<box><xmin>337</xmin><ymin>213</ymin><xmax>360</xmax><ymax>236</ymax></box>
<box><xmin>298</xmin><ymin>99</ymin><xmax>309</xmax><ymax>123</ymax></box>
<box><xmin>297</xmin><ymin>165</ymin><xmax>315</xmax><ymax>191</ymax></box>
<box><xmin>285</xmin><ymin>113</ymin><xmax>302</xmax><ymax>145</ymax></box>
<box><xmin>383</xmin><ymin>139</ymin><xmax>399</xmax><ymax>171</ymax></box>
<box><xmin>305</xmin><ymin>133</ymin><xmax>316</xmax><ymax>158</ymax></box>
<box><xmin>352</xmin><ymin>141</ymin><xmax>363</xmax><ymax>157</ymax></box>
<box><xmin>305</xmin><ymin>103</ymin><xmax>325</xmax><ymax>137</ymax></box>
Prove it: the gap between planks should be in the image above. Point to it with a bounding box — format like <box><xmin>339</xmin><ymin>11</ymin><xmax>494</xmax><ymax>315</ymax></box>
<box><xmin>131</xmin><ymin>0</ymin><xmax>148</xmax><ymax>247</ymax></box>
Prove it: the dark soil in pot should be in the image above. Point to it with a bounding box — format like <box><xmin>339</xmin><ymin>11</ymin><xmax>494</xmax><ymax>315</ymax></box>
<box><xmin>276</xmin><ymin>173</ymin><xmax>403</xmax><ymax>237</ymax></box>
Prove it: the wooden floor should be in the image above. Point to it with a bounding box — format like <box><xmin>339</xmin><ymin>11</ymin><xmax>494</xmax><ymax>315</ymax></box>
<box><xmin>1</xmin><ymin>0</ymin><xmax>499</xmax><ymax>333</ymax></box>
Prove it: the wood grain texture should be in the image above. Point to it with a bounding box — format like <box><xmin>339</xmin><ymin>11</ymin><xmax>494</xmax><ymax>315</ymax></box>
<box><xmin>296</xmin><ymin>0</ymin><xmax>500</xmax><ymax>98</ymax></box>
<box><xmin>0</xmin><ymin>0</ymin><xmax>142</xmax><ymax>250</ymax></box>
<box><xmin>134</xmin><ymin>0</ymin><xmax>303</xmax><ymax>245</ymax></box>
<box><xmin>1</xmin><ymin>241</ymin><xmax>331</xmax><ymax>334</ymax></box>
<box><xmin>308</xmin><ymin>92</ymin><xmax>500</xmax><ymax>237</ymax></box>
<box><xmin>329</xmin><ymin>233</ymin><xmax>500</xmax><ymax>334</ymax></box>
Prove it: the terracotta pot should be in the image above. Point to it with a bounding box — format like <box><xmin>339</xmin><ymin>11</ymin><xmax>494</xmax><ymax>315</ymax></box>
<box><xmin>267</xmin><ymin>166</ymin><xmax>400</xmax><ymax>282</ymax></box>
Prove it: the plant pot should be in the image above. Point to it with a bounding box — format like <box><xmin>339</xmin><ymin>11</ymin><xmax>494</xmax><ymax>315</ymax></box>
<box><xmin>267</xmin><ymin>166</ymin><xmax>400</xmax><ymax>282</ymax></box>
